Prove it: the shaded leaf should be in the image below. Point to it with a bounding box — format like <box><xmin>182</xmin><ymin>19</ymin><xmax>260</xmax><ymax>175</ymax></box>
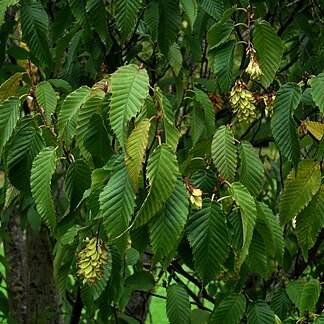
<box><xmin>248</xmin><ymin>300</ymin><xmax>276</xmax><ymax>324</ymax></box>
<box><xmin>211</xmin><ymin>125</ymin><xmax>237</xmax><ymax>182</ymax></box>
<box><xmin>187</xmin><ymin>201</ymin><xmax>229</xmax><ymax>283</ymax></box>
<box><xmin>271</xmin><ymin>84</ymin><xmax>301</xmax><ymax>164</ymax></box>
<box><xmin>30</xmin><ymin>147</ymin><xmax>57</xmax><ymax>231</ymax></box>
<box><xmin>166</xmin><ymin>284</ymin><xmax>191</xmax><ymax>324</ymax></box>
<box><xmin>253</xmin><ymin>20</ymin><xmax>284</xmax><ymax>87</ymax></box>
<box><xmin>0</xmin><ymin>72</ymin><xmax>23</xmax><ymax>104</ymax></box>
<box><xmin>310</xmin><ymin>73</ymin><xmax>324</xmax><ymax>113</ymax></box>
<box><xmin>279</xmin><ymin>159</ymin><xmax>321</xmax><ymax>224</ymax></box>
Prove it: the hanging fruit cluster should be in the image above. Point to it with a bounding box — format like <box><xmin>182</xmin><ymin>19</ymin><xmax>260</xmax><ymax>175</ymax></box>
<box><xmin>77</xmin><ymin>236</ymin><xmax>108</xmax><ymax>284</ymax></box>
<box><xmin>186</xmin><ymin>183</ymin><xmax>203</xmax><ymax>209</ymax></box>
<box><xmin>229</xmin><ymin>80</ymin><xmax>257</xmax><ymax>123</ymax></box>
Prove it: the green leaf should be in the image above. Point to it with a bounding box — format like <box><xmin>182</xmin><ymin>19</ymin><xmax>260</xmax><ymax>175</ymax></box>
<box><xmin>36</xmin><ymin>81</ymin><xmax>57</xmax><ymax>124</ymax></box>
<box><xmin>271</xmin><ymin>84</ymin><xmax>301</xmax><ymax>164</ymax></box>
<box><xmin>193</xmin><ymin>87</ymin><xmax>215</xmax><ymax>137</ymax></box>
<box><xmin>212</xmin><ymin>40</ymin><xmax>235</xmax><ymax>93</ymax></box>
<box><xmin>125</xmin><ymin>271</ymin><xmax>155</xmax><ymax>291</ymax></box>
<box><xmin>30</xmin><ymin>147</ymin><xmax>57</xmax><ymax>231</ymax></box>
<box><xmin>0</xmin><ymin>0</ymin><xmax>19</xmax><ymax>28</ymax></box>
<box><xmin>256</xmin><ymin>202</ymin><xmax>284</xmax><ymax>264</ymax></box>
<box><xmin>0</xmin><ymin>97</ymin><xmax>20</xmax><ymax>156</ymax></box>
<box><xmin>64</xmin><ymin>159</ymin><xmax>91</xmax><ymax>211</ymax></box>
<box><xmin>211</xmin><ymin>125</ymin><xmax>237</xmax><ymax>183</ymax></box>
<box><xmin>169</xmin><ymin>42</ymin><xmax>183</xmax><ymax>76</ymax></box>
<box><xmin>59</xmin><ymin>225</ymin><xmax>80</xmax><ymax>245</ymax></box>
<box><xmin>200</xmin><ymin>0</ymin><xmax>223</xmax><ymax>20</ymax></box>
<box><xmin>286</xmin><ymin>279</ymin><xmax>321</xmax><ymax>315</ymax></box>
<box><xmin>230</xmin><ymin>182</ymin><xmax>257</xmax><ymax>265</ymax></box>
<box><xmin>210</xmin><ymin>293</ymin><xmax>246</xmax><ymax>324</ymax></box>
<box><xmin>100</xmin><ymin>162</ymin><xmax>136</xmax><ymax>251</ymax></box>
<box><xmin>279</xmin><ymin>159</ymin><xmax>321</xmax><ymax>225</ymax></box>
<box><xmin>245</xmin><ymin>230</ymin><xmax>267</xmax><ymax>278</ymax></box>
<box><xmin>20</xmin><ymin>3</ymin><xmax>53</xmax><ymax>67</ymax></box>
<box><xmin>68</xmin><ymin>0</ymin><xmax>90</xmax><ymax>31</ymax></box>
<box><xmin>190</xmin><ymin>104</ymin><xmax>205</xmax><ymax>147</ymax></box>
<box><xmin>86</xmin><ymin>0</ymin><xmax>111</xmax><ymax>46</ymax></box>
<box><xmin>271</xmin><ymin>288</ymin><xmax>292</xmax><ymax>320</ymax></box>
<box><xmin>166</xmin><ymin>284</ymin><xmax>191</xmax><ymax>324</ymax></box>
<box><xmin>134</xmin><ymin>144</ymin><xmax>179</xmax><ymax>228</ymax></box>
<box><xmin>191</xmin><ymin>168</ymin><xmax>217</xmax><ymax>194</ymax></box>
<box><xmin>57</xmin><ymin>86</ymin><xmax>91</xmax><ymax>146</ymax></box>
<box><xmin>6</xmin><ymin>127</ymin><xmax>45</xmax><ymax>192</ymax></box>
<box><xmin>295</xmin><ymin>185</ymin><xmax>324</xmax><ymax>260</ymax></box>
<box><xmin>180</xmin><ymin>0</ymin><xmax>198</xmax><ymax>31</ymax></box>
<box><xmin>149</xmin><ymin>179</ymin><xmax>189</xmax><ymax>261</ymax></box>
<box><xmin>239</xmin><ymin>141</ymin><xmax>264</xmax><ymax>195</ymax></box>
<box><xmin>253</xmin><ymin>20</ymin><xmax>284</xmax><ymax>87</ymax></box>
<box><xmin>113</xmin><ymin>0</ymin><xmax>142</xmax><ymax>40</ymax></box>
<box><xmin>187</xmin><ymin>201</ymin><xmax>229</xmax><ymax>283</ymax></box>
<box><xmin>310</xmin><ymin>73</ymin><xmax>324</xmax><ymax>113</ymax></box>
<box><xmin>207</xmin><ymin>19</ymin><xmax>234</xmax><ymax>51</ymax></box>
<box><xmin>84</xmin><ymin>114</ymin><xmax>112</xmax><ymax>165</ymax></box>
<box><xmin>126</xmin><ymin>119</ymin><xmax>151</xmax><ymax>191</ymax></box>
<box><xmin>75</xmin><ymin>94</ymin><xmax>103</xmax><ymax>159</ymax></box>
<box><xmin>248</xmin><ymin>300</ymin><xmax>276</xmax><ymax>324</ymax></box>
<box><xmin>109</xmin><ymin>64</ymin><xmax>149</xmax><ymax>148</ymax></box>
<box><xmin>0</xmin><ymin>73</ymin><xmax>23</xmax><ymax>104</ymax></box>
<box><xmin>158</xmin><ymin>0</ymin><xmax>180</xmax><ymax>55</ymax></box>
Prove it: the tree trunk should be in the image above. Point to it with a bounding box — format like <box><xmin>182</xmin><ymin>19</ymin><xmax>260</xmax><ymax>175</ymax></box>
<box><xmin>26</xmin><ymin>225</ymin><xmax>62</xmax><ymax>323</ymax></box>
<box><xmin>4</xmin><ymin>207</ymin><xmax>28</xmax><ymax>322</ymax></box>
<box><xmin>4</xmin><ymin>208</ymin><xmax>62</xmax><ymax>323</ymax></box>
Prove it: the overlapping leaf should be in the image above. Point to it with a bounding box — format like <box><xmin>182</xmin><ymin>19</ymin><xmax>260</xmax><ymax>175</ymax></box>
<box><xmin>30</xmin><ymin>147</ymin><xmax>57</xmax><ymax>231</ymax></box>
<box><xmin>0</xmin><ymin>0</ymin><xmax>19</xmax><ymax>28</ymax></box>
<box><xmin>99</xmin><ymin>162</ymin><xmax>136</xmax><ymax>251</ymax></box>
<box><xmin>20</xmin><ymin>3</ymin><xmax>53</xmax><ymax>67</ymax></box>
<box><xmin>166</xmin><ymin>284</ymin><xmax>191</xmax><ymax>324</ymax></box>
<box><xmin>57</xmin><ymin>86</ymin><xmax>91</xmax><ymax>145</ymax></box>
<box><xmin>211</xmin><ymin>125</ymin><xmax>237</xmax><ymax>182</ymax></box>
<box><xmin>200</xmin><ymin>0</ymin><xmax>223</xmax><ymax>20</ymax></box>
<box><xmin>239</xmin><ymin>141</ymin><xmax>264</xmax><ymax>195</ymax></box>
<box><xmin>109</xmin><ymin>64</ymin><xmax>149</xmax><ymax>148</ymax></box>
<box><xmin>149</xmin><ymin>179</ymin><xmax>189</xmax><ymax>262</ymax></box>
<box><xmin>256</xmin><ymin>202</ymin><xmax>284</xmax><ymax>264</ymax></box>
<box><xmin>169</xmin><ymin>42</ymin><xmax>183</xmax><ymax>76</ymax></box>
<box><xmin>158</xmin><ymin>0</ymin><xmax>180</xmax><ymax>55</ymax></box>
<box><xmin>113</xmin><ymin>0</ymin><xmax>142</xmax><ymax>40</ymax></box>
<box><xmin>134</xmin><ymin>144</ymin><xmax>179</xmax><ymax>228</ymax></box>
<box><xmin>64</xmin><ymin>159</ymin><xmax>91</xmax><ymax>211</ymax></box>
<box><xmin>126</xmin><ymin>119</ymin><xmax>151</xmax><ymax>190</ymax></box>
<box><xmin>271</xmin><ymin>84</ymin><xmax>301</xmax><ymax>164</ymax></box>
<box><xmin>248</xmin><ymin>300</ymin><xmax>276</xmax><ymax>324</ymax></box>
<box><xmin>155</xmin><ymin>83</ymin><xmax>179</xmax><ymax>152</ymax></box>
<box><xmin>180</xmin><ymin>0</ymin><xmax>198</xmax><ymax>30</ymax></box>
<box><xmin>212</xmin><ymin>40</ymin><xmax>235</xmax><ymax>93</ymax></box>
<box><xmin>286</xmin><ymin>279</ymin><xmax>321</xmax><ymax>315</ymax></box>
<box><xmin>187</xmin><ymin>201</ymin><xmax>229</xmax><ymax>283</ymax></box>
<box><xmin>0</xmin><ymin>97</ymin><xmax>20</xmax><ymax>155</ymax></box>
<box><xmin>210</xmin><ymin>293</ymin><xmax>246</xmax><ymax>324</ymax></box>
<box><xmin>295</xmin><ymin>185</ymin><xmax>324</xmax><ymax>260</ymax></box>
<box><xmin>0</xmin><ymin>73</ymin><xmax>23</xmax><ymax>104</ymax></box>
<box><xmin>271</xmin><ymin>288</ymin><xmax>292</xmax><ymax>320</ymax></box>
<box><xmin>36</xmin><ymin>81</ymin><xmax>57</xmax><ymax>124</ymax></box>
<box><xmin>310</xmin><ymin>73</ymin><xmax>324</xmax><ymax>113</ymax></box>
<box><xmin>6</xmin><ymin>127</ymin><xmax>45</xmax><ymax>192</ymax></box>
<box><xmin>253</xmin><ymin>20</ymin><xmax>284</xmax><ymax>87</ymax></box>
<box><xmin>207</xmin><ymin>19</ymin><xmax>234</xmax><ymax>51</ymax></box>
<box><xmin>230</xmin><ymin>182</ymin><xmax>257</xmax><ymax>265</ymax></box>
<box><xmin>279</xmin><ymin>159</ymin><xmax>321</xmax><ymax>224</ymax></box>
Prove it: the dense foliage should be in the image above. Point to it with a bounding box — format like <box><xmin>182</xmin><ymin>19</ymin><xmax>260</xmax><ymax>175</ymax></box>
<box><xmin>0</xmin><ymin>0</ymin><xmax>324</xmax><ymax>322</ymax></box>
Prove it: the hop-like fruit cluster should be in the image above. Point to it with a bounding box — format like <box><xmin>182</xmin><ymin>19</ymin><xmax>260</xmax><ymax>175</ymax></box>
<box><xmin>77</xmin><ymin>236</ymin><xmax>108</xmax><ymax>284</ymax></box>
<box><xmin>187</xmin><ymin>185</ymin><xmax>203</xmax><ymax>209</ymax></box>
<box><xmin>245</xmin><ymin>56</ymin><xmax>263</xmax><ymax>80</ymax></box>
<box><xmin>229</xmin><ymin>80</ymin><xmax>257</xmax><ymax>123</ymax></box>
<box><xmin>262</xmin><ymin>94</ymin><xmax>275</xmax><ymax>118</ymax></box>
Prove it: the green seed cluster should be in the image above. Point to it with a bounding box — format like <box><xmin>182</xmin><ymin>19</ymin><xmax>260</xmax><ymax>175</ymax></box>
<box><xmin>229</xmin><ymin>81</ymin><xmax>257</xmax><ymax>123</ymax></box>
<box><xmin>77</xmin><ymin>236</ymin><xmax>108</xmax><ymax>284</ymax></box>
